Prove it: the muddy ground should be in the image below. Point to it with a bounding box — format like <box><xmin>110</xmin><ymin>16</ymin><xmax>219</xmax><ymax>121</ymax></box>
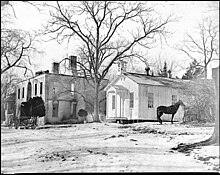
<box><xmin>1</xmin><ymin>122</ymin><xmax>219</xmax><ymax>173</ymax></box>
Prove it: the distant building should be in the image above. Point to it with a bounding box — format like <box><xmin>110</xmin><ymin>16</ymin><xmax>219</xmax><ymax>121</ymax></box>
<box><xmin>2</xmin><ymin>93</ymin><xmax>16</xmax><ymax>125</ymax></box>
<box><xmin>104</xmin><ymin>61</ymin><xmax>189</xmax><ymax>123</ymax></box>
<box><xmin>16</xmin><ymin>56</ymin><xmax>107</xmax><ymax>125</ymax></box>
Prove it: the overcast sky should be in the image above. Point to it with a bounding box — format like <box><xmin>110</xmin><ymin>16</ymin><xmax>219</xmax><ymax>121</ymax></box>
<box><xmin>6</xmin><ymin>1</ymin><xmax>219</xmax><ymax>79</ymax></box>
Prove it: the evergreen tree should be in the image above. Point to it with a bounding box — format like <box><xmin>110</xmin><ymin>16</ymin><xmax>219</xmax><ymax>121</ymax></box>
<box><xmin>158</xmin><ymin>61</ymin><xmax>168</xmax><ymax>77</ymax></box>
<box><xmin>182</xmin><ymin>59</ymin><xmax>204</xmax><ymax>79</ymax></box>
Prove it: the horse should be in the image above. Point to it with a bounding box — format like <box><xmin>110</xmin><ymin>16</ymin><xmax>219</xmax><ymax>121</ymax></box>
<box><xmin>157</xmin><ymin>100</ymin><xmax>185</xmax><ymax>124</ymax></box>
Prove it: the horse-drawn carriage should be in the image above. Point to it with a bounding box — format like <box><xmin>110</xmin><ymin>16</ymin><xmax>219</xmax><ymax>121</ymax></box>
<box><xmin>14</xmin><ymin>96</ymin><xmax>46</xmax><ymax>129</ymax></box>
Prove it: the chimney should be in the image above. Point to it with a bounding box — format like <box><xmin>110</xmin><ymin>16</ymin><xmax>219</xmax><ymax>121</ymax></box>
<box><xmin>52</xmin><ymin>62</ymin><xmax>60</xmax><ymax>74</ymax></box>
<box><xmin>168</xmin><ymin>70</ymin><xmax>172</xmax><ymax>78</ymax></box>
<box><xmin>35</xmin><ymin>70</ymin><xmax>43</xmax><ymax>76</ymax></box>
<box><xmin>117</xmin><ymin>60</ymin><xmax>127</xmax><ymax>75</ymax></box>
<box><xmin>69</xmin><ymin>55</ymin><xmax>77</xmax><ymax>76</ymax></box>
<box><xmin>145</xmin><ymin>66</ymin><xmax>150</xmax><ymax>76</ymax></box>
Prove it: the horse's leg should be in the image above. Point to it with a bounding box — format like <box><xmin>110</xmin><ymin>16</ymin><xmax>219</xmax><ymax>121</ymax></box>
<box><xmin>157</xmin><ymin>109</ymin><xmax>163</xmax><ymax>124</ymax></box>
<box><xmin>171</xmin><ymin>114</ymin><xmax>175</xmax><ymax>124</ymax></box>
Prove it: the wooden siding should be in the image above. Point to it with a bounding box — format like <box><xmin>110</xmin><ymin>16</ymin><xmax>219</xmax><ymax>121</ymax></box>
<box><xmin>139</xmin><ymin>84</ymin><xmax>184</xmax><ymax>121</ymax></box>
<box><xmin>106</xmin><ymin>76</ymin><xmax>139</xmax><ymax>119</ymax></box>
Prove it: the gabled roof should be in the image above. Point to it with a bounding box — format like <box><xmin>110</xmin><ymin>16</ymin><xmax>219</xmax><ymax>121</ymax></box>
<box><xmin>105</xmin><ymin>72</ymin><xmax>192</xmax><ymax>91</ymax></box>
<box><xmin>124</xmin><ymin>72</ymin><xmax>190</xmax><ymax>88</ymax></box>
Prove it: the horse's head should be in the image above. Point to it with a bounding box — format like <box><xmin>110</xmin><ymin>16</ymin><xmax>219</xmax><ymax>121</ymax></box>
<box><xmin>177</xmin><ymin>100</ymin><xmax>186</xmax><ymax>106</ymax></box>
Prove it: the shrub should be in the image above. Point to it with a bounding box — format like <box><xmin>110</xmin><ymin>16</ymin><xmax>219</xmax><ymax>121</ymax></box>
<box><xmin>181</xmin><ymin>79</ymin><xmax>215</xmax><ymax>123</ymax></box>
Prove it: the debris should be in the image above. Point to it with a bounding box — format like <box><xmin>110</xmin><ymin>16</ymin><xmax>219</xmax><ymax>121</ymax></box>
<box><xmin>130</xmin><ymin>139</ymin><xmax>138</xmax><ymax>142</ymax></box>
<box><xmin>87</xmin><ymin>150</ymin><xmax>93</xmax><ymax>153</ymax></box>
<box><xmin>104</xmin><ymin>135</ymin><xmax>116</xmax><ymax>140</ymax></box>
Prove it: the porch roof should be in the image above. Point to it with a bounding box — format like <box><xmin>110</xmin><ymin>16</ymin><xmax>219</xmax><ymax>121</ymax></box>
<box><xmin>113</xmin><ymin>85</ymin><xmax>129</xmax><ymax>91</ymax></box>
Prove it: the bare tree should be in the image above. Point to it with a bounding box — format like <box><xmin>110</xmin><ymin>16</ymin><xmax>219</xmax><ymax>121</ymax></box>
<box><xmin>179</xmin><ymin>17</ymin><xmax>219</xmax><ymax>79</ymax></box>
<box><xmin>43</xmin><ymin>1</ymin><xmax>175</xmax><ymax>121</ymax></box>
<box><xmin>1</xmin><ymin>71</ymin><xmax>20</xmax><ymax>99</ymax></box>
<box><xmin>1</xmin><ymin>1</ymin><xmax>38</xmax><ymax>76</ymax></box>
<box><xmin>1</xmin><ymin>29</ymin><xmax>36</xmax><ymax>75</ymax></box>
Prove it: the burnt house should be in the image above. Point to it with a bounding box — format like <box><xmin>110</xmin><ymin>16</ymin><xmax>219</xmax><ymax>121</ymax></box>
<box><xmin>16</xmin><ymin>56</ymin><xmax>107</xmax><ymax>125</ymax></box>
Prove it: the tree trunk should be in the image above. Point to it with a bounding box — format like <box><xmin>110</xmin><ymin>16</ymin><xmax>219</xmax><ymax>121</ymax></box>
<box><xmin>210</xmin><ymin>66</ymin><xmax>219</xmax><ymax>145</ymax></box>
<box><xmin>201</xmin><ymin>66</ymin><xmax>219</xmax><ymax>145</ymax></box>
<box><xmin>93</xmin><ymin>81</ymin><xmax>100</xmax><ymax>122</ymax></box>
<box><xmin>204</xmin><ymin>66</ymin><xmax>208</xmax><ymax>79</ymax></box>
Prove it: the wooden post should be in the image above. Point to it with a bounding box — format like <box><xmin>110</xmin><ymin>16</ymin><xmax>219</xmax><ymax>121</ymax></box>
<box><xmin>212</xmin><ymin>67</ymin><xmax>219</xmax><ymax>145</ymax></box>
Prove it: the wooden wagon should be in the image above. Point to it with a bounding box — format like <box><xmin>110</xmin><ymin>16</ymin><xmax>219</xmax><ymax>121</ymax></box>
<box><xmin>14</xmin><ymin>97</ymin><xmax>45</xmax><ymax>129</ymax></box>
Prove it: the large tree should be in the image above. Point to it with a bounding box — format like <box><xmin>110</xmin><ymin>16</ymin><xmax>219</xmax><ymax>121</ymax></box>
<box><xmin>179</xmin><ymin>17</ymin><xmax>219</xmax><ymax>79</ymax></box>
<box><xmin>43</xmin><ymin>1</ymin><xmax>175</xmax><ymax>121</ymax></box>
<box><xmin>1</xmin><ymin>1</ymin><xmax>38</xmax><ymax>76</ymax></box>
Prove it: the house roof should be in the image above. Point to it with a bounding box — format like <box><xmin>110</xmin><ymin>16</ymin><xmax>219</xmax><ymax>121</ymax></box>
<box><xmin>113</xmin><ymin>85</ymin><xmax>129</xmax><ymax>91</ymax></box>
<box><xmin>124</xmin><ymin>72</ymin><xmax>190</xmax><ymax>88</ymax></box>
<box><xmin>105</xmin><ymin>72</ymin><xmax>192</xmax><ymax>91</ymax></box>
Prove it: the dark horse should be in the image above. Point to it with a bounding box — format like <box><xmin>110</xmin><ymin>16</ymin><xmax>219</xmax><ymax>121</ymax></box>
<box><xmin>157</xmin><ymin>100</ymin><xmax>185</xmax><ymax>124</ymax></box>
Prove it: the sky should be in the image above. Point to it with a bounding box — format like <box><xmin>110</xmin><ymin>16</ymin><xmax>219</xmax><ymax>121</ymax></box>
<box><xmin>4</xmin><ymin>1</ymin><xmax>219</xmax><ymax>79</ymax></box>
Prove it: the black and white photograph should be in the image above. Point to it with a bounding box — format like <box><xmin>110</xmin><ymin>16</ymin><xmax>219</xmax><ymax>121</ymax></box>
<box><xmin>1</xmin><ymin>1</ymin><xmax>219</xmax><ymax>173</ymax></box>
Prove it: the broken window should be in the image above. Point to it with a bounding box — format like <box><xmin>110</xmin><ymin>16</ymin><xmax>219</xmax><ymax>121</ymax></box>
<box><xmin>148</xmin><ymin>93</ymin><xmax>154</xmax><ymax>108</ymax></box>
<box><xmin>71</xmin><ymin>83</ymin><xmax>74</xmax><ymax>95</ymax></box>
<box><xmin>40</xmin><ymin>82</ymin><xmax>43</xmax><ymax>95</ymax></box>
<box><xmin>35</xmin><ymin>83</ymin><xmax>37</xmax><ymax>95</ymax></box>
<box><xmin>18</xmin><ymin>89</ymin><xmax>20</xmax><ymax>99</ymax></box>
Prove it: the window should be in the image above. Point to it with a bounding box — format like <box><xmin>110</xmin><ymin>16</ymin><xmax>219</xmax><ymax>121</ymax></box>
<box><xmin>71</xmin><ymin>83</ymin><xmax>74</xmax><ymax>95</ymax></box>
<box><xmin>112</xmin><ymin>95</ymin><xmax>115</xmax><ymax>110</ymax></box>
<box><xmin>130</xmin><ymin>92</ymin><xmax>134</xmax><ymax>108</ymax></box>
<box><xmin>148</xmin><ymin>93</ymin><xmax>154</xmax><ymax>108</ymax></box>
<box><xmin>40</xmin><ymin>82</ymin><xmax>43</xmax><ymax>95</ymax></box>
<box><xmin>52</xmin><ymin>100</ymin><xmax>59</xmax><ymax>117</ymax></box>
<box><xmin>18</xmin><ymin>89</ymin><xmax>20</xmax><ymax>99</ymax></box>
<box><xmin>172</xmin><ymin>95</ymin><xmax>177</xmax><ymax>105</ymax></box>
<box><xmin>22</xmin><ymin>87</ymin><xmax>25</xmax><ymax>98</ymax></box>
<box><xmin>35</xmin><ymin>83</ymin><xmax>37</xmax><ymax>95</ymax></box>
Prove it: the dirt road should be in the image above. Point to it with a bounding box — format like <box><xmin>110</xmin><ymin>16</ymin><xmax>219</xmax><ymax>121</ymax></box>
<box><xmin>1</xmin><ymin>122</ymin><xmax>219</xmax><ymax>173</ymax></box>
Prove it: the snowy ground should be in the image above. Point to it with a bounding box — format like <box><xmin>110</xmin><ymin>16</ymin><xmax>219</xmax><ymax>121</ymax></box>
<box><xmin>1</xmin><ymin>122</ymin><xmax>219</xmax><ymax>173</ymax></box>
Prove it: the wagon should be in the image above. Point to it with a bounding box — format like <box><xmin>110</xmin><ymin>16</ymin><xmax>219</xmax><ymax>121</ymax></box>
<box><xmin>15</xmin><ymin>97</ymin><xmax>46</xmax><ymax>129</ymax></box>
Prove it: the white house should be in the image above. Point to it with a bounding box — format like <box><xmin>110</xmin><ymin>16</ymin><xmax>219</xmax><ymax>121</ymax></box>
<box><xmin>104</xmin><ymin>62</ymin><xmax>187</xmax><ymax>123</ymax></box>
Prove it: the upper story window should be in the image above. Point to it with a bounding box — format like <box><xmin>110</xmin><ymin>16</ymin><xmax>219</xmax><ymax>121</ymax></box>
<box><xmin>35</xmin><ymin>83</ymin><xmax>37</xmax><ymax>95</ymax></box>
<box><xmin>172</xmin><ymin>95</ymin><xmax>177</xmax><ymax>105</ymax></box>
<box><xmin>130</xmin><ymin>92</ymin><xmax>134</xmax><ymax>108</ymax></box>
<box><xmin>112</xmin><ymin>95</ymin><xmax>115</xmax><ymax>110</ymax></box>
<box><xmin>71</xmin><ymin>83</ymin><xmax>74</xmax><ymax>95</ymax></box>
<box><xmin>40</xmin><ymin>82</ymin><xmax>43</xmax><ymax>95</ymax></box>
<box><xmin>22</xmin><ymin>87</ymin><xmax>25</xmax><ymax>98</ymax></box>
<box><xmin>148</xmin><ymin>93</ymin><xmax>154</xmax><ymax>108</ymax></box>
<box><xmin>18</xmin><ymin>89</ymin><xmax>20</xmax><ymax>99</ymax></box>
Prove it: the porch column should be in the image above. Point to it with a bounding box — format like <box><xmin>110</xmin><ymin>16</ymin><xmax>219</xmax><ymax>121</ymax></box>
<box><xmin>106</xmin><ymin>92</ymin><xmax>108</xmax><ymax>119</ymax></box>
<box><xmin>115</xmin><ymin>90</ymin><xmax>117</xmax><ymax>118</ymax></box>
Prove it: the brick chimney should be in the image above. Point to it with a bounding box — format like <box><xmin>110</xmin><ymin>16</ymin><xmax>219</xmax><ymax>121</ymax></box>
<box><xmin>52</xmin><ymin>62</ymin><xmax>59</xmax><ymax>74</ymax></box>
<box><xmin>69</xmin><ymin>56</ymin><xmax>77</xmax><ymax>76</ymax></box>
<box><xmin>145</xmin><ymin>66</ymin><xmax>150</xmax><ymax>76</ymax></box>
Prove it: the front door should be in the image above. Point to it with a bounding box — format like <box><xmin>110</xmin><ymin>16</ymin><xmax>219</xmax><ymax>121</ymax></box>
<box><xmin>108</xmin><ymin>93</ymin><xmax>116</xmax><ymax>118</ymax></box>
